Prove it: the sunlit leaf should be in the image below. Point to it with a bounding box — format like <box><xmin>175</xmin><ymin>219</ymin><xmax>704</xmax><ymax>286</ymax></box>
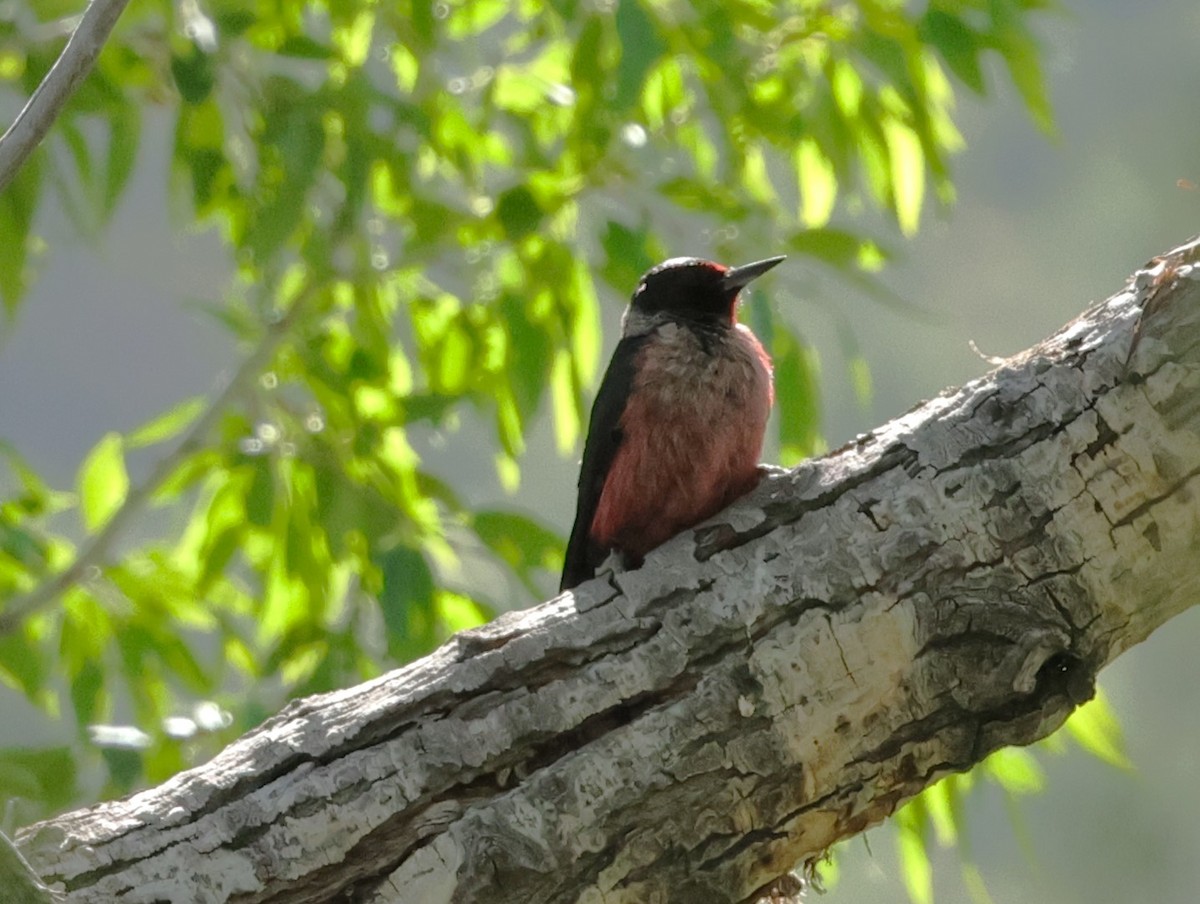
<box><xmin>984</xmin><ymin>746</ymin><xmax>1045</xmax><ymax>796</ymax></box>
<box><xmin>78</xmin><ymin>432</ymin><xmax>129</xmax><ymax>531</ymax></box>
<box><xmin>921</xmin><ymin>11</ymin><xmax>986</xmax><ymax>96</ymax></box>
<box><xmin>127</xmin><ymin>397</ymin><xmax>206</xmax><ymax>448</ymax></box>
<box><xmin>1063</xmin><ymin>690</ymin><xmax>1131</xmax><ymax>769</ymax></box>
<box><xmin>435</xmin><ymin>590</ymin><xmax>491</xmax><ymax>633</ymax></box>
<box><xmin>896</xmin><ymin>804</ymin><xmax>934</xmax><ymax>904</ymax></box>
<box><xmin>923</xmin><ymin>776</ymin><xmax>960</xmax><ymax>847</ymax></box>
<box><xmin>333</xmin><ymin>8</ymin><xmax>375</xmax><ymax>67</ymax></box>
<box><xmin>551</xmin><ymin>348</ymin><xmax>581</xmax><ymax>455</ymax></box>
<box><xmin>568</xmin><ymin>258</ymin><xmax>601</xmax><ymax>388</ymax></box>
<box><xmin>446</xmin><ymin>0</ymin><xmax>508</xmax><ymax>39</ymax></box>
<box><xmin>883</xmin><ymin>118</ymin><xmax>925</xmax><ymax>236</ymax></box>
<box><xmin>796</xmin><ymin>137</ymin><xmax>838</xmax><ymax>228</ymax></box>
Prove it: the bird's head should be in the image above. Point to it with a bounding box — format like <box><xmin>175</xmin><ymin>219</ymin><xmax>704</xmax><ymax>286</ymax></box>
<box><xmin>627</xmin><ymin>256</ymin><xmax>785</xmax><ymax>330</ymax></box>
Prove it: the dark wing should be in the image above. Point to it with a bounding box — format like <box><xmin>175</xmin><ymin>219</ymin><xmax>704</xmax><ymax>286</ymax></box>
<box><xmin>560</xmin><ymin>335</ymin><xmax>649</xmax><ymax>591</ymax></box>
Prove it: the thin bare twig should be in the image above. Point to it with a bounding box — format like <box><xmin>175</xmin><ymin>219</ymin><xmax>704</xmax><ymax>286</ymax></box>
<box><xmin>0</xmin><ymin>291</ymin><xmax>315</xmax><ymax>635</ymax></box>
<box><xmin>0</xmin><ymin>0</ymin><xmax>132</xmax><ymax>193</ymax></box>
<box><xmin>0</xmin><ymin>830</ymin><xmax>61</xmax><ymax>903</ymax></box>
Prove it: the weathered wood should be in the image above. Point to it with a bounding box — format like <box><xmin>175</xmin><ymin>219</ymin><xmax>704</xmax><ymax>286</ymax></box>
<box><xmin>17</xmin><ymin>238</ymin><xmax>1200</xmax><ymax>903</ymax></box>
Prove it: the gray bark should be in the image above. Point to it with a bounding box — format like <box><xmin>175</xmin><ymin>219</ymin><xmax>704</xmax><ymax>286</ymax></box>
<box><xmin>16</xmin><ymin>238</ymin><xmax>1200</xmax><ymax>903</ymax></box>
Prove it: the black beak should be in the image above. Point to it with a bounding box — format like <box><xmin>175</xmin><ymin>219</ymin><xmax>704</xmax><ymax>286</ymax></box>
<box><xmin>722</xmin><ymin>255</ymin><xmax>785</xmax><ymax>292</ymax></box>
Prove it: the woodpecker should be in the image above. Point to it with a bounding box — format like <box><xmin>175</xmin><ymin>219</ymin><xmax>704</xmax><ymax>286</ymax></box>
<box><xmin>560</xmin><ymin>255</ymin><xmax>784</xmax><ymax>591</ymax></box>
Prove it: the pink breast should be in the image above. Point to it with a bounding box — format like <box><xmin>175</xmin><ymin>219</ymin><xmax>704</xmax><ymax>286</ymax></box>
<box><xmin>590</xmin><ymin>329</ymin><xmax>772</xmax><ymax>561</ymax></box>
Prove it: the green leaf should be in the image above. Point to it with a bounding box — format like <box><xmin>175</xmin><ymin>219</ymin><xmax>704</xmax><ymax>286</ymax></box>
<box><xmin>494</xmin><ymin>382</ymin><xmax>526</xmax><ymax>459</ymax></box>
<box><xmin>896</xmin><ymin>804</ymin><xmax>934</xmax><ymax>904</ymax></box>
<box><xmin>796</xmin><ymin>137</ymin><xmax>838</xmax><ymax>228</ymax></box>
<box><xmin>0</xmin><ymin>747</ymin><xmax>79</xmax><ymax>814</ymax></box>
<box><xmin>277</xmin><ymin>36</ymin><xmax>336</xmax><ymax>59</ymax></box>
<box><xmin>600</xmin><ymin>221</ymin><xmax>662</xmax><ymax>294</ymax></box>
<box><xmin>63</xmin><ymin>590</ymin><xmax>113</xmax><ymax>727</ymax></box>
<box><xmin>259</xmin><ymin>550</ymin><xmax>313</xmax><ymax>646</ymax></box>
<box><xmin>991</xmin><ymin>0</ymin><xmax>1055</xmax><ymax>134</ymax></box>
<box><xmin>1063</xmin><ymin>690</ymin><xmax>1131</xmax><ymax>769</ymax></box>
<box><xmin>984</xmin><ymin>746</ymin><xmax>1045</xmax><ymax>795</ymax></box>
<box><xmin>0</xmin><ymin>440</ymin><xmax>70</xmax><ymax>519</ymax></box>
<box><xmin>641</xmin><ymin>56</ymin><xmax>685</xmax><ymax>130</ymax></box>
<box><xmin>499</xmin><ymin>291</ymin><xmax>553</xmax><ymax>420</ymax></box>
<box><xmin>770</xmin><ymin>319</ymin><xmax>822</xmax><ymax>466</ymax></box>
<box><xmin>550</xmin><ymin>349</ymin><xmax>581</xmax><ymax>456</ymax></box>
<box><xmin>78</xmin><ymin>432</ymin><xmax>129</xmax><ymax>531</ymax></box>
<box><xmin>435</xmin><ymin>590</ymin><xmax>491</xmax><ymax>633</ymax></box>
<box><xmin>332</xmin><ymin>8</ymin><xmax>375</xmax><ymax>67</ymax></box>
<box><xmin>376</xmin><ymin>545</ymin><xmax>437</xmax><ymax>661</ymax></box>
<box><xmin>883</xmin><ymin>117</ymin><xmax>925</xmax><ymax>236</ymax></box>
<box><xmin>170</xmin><ymin>45</ymin><xmax>216</xmax><ymax>104</ymax></box>
<box><xmin>59</xmin><ymin>118</ymin><xmax>94</xmax><ymax>204</ymax></box>
<box><xmin>473</xmin><ymin>510</ymin><xmax>564</xmax><ymax>595</ymax></box>
<box><xmin>614</xmin><ymin>0</ymin><xmax>665</xmax><ymax>109</ymax></box>
<box><xmin>245</xmin><ymin>458</ymin><xmax>276</xmax><ymax>529</ymax></box>
<box><xmin>837</xmin><ymin>320</ymin><xmax>874</xmax><ymax>408</ymax></box>
<box><xmin>496</xmin><ymin>185</ymin><xmax>543</xmax><ymax>239</ymax></box>
<box><xmin>788</xmin><ymin>228</ymin><xmax>883</xmax><ymax>270</ymax></box>
<box><xmin>0</xmin><ymin>152</ymin><xmax>44</xmax><ymax>316</ymax></box>
<box><xmin>920</xmin><ymin>775</ymin><xmax>964</xmax><ymax>848</ymax></box>
<box><xmin>921</xmin><ymin>11</ymin><xmax>986</xmax><ymax>96</ymax></box>
<box><xmin>193</xmin><ymin>476</ymin><xmax>249</xmax><ymax>592</ymax></box>
<box><xmin>446</xmin><ymin>0</ymin><xmax>508</xmax><ymax>39</ymax></box>
<box><xmin>0</xmin><ymin>621</ymin><xmax>47</xmax><ymax>699</ymax></box>
<box><xmin>568</xmin><ymin>258</ymin><xmax>601</xmax><ymax>389</ymax></box>
<box><xmin>100</xmin><ymin>747</ymin><xmax>145</xmax><ymax>794</ymax></box>
<box><xmin>244</xmin><ymin>89</ymin><xmax>325</xmax><ymax>262</ymax></box>
<box><xmin>102</xmin><ymin>101</ymin><xmax>140</xmax><ymax>220</ymax></box>
<box><xmin>127</xmin><ymin>397</ymin><xmax>206</xmax><ymax>448</ymax></box>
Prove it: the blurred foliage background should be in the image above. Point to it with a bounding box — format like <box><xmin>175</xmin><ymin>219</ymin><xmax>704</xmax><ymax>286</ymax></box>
<box><xmin>1</xmin><ymin>0</ymin><xmax>1198</xmax><ymax>901</ymax></box>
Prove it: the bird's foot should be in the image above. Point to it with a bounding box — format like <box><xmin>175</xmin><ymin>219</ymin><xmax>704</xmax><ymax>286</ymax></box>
<box><xmin>596</xmin><ymin>549</ymin><xmax>630</xmax><ymax>583</ymax></box>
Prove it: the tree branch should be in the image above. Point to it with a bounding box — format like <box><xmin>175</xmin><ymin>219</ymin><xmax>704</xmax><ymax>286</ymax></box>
<box><xmin>16</xmin><ymin>237</ymin><xmax>1200</xmax><ymax>903</ymax></box>
<box><xmin>0</xmin><ymin>290</ymin><xmax>312</xmax><ymax>635</ymax></box>
<box><xmin>0</xmin><ymin>0</ymin><xmax>132</xmax><ymax>193</ymax></box>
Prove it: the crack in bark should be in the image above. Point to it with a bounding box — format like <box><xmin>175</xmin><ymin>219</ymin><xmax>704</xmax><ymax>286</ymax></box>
<box><xmin>693</xmin><ymin>444</ymin><xmax>920</xmax><ymax>561</ymax></box>
<box><xmin>1110</xmin><ymin>462</ymin><xmax>1200</xmax><ymax>530</ymax></box>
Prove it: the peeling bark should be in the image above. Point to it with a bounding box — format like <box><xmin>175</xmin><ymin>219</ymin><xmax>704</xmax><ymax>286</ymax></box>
<box><xmin>17</xmin><ymin>238</ymin><xmax>1200</xmax><ymax>903</ymax></box>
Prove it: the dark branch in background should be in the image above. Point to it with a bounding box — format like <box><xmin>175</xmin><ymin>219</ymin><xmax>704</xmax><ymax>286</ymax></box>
<box><xmin>0</xmin><ymin>0</ymin><xmax>132</xmax><ymax>193</ymax></box>
<box><xmin>0</xmin><ymin>291</ymin><xmax>314</xmax><ymax>635</ymax></box>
